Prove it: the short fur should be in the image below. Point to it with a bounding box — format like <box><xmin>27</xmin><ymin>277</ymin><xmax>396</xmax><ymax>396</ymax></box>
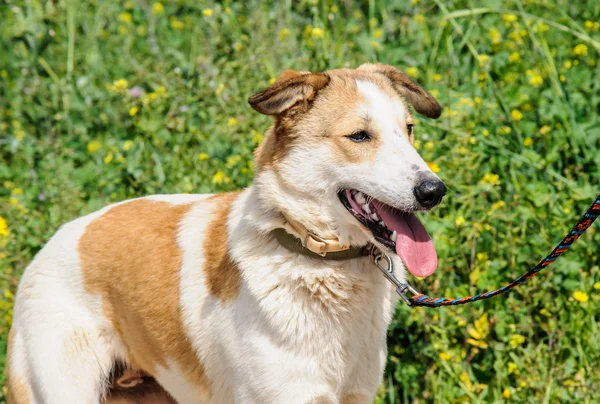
<box><xmin>6</xmin><ymin>65</ymin><xmax>442</xmax><ymax>403</ymax></box>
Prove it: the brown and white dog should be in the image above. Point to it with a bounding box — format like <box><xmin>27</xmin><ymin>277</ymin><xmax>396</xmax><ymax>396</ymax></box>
<box><xmin>6</xmin><ymin>64</ymin><xmax>445</xmax><ymax>404</ymax></box>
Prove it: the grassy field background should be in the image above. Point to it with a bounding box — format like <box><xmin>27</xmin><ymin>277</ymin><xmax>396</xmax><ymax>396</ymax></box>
<box><xmin>1</xmin><ymin>0</ymin><xmax>599</xmax><ymax>402</ymax></box>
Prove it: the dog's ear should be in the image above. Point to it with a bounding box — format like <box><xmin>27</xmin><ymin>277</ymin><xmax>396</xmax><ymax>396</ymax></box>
<box><xmin>248</xmin><ymin>70</ymin><xmax>330</xmax><ymax>116</ymax></box>
<box><xmin>358</xmin><ymin>63</ymin><xmax>442</xmax><ymax>119</ymax></box>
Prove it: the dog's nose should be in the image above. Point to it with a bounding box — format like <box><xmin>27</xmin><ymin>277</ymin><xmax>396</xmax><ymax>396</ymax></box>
<box><xmin>413</xmin><ymin>180</ymin><xmax>446</xmax><ymax>208</ymax></box>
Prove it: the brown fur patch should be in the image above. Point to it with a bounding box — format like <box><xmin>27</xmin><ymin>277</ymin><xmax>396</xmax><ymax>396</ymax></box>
<box><xmin>79</xmin><ymin>199</ymin><xmax>211</xmax><ymax>397</ymax></box>
<box><xmin>341</xmin><ymin>393</ymin><xmax>370</xmax><ymax>404</ymax></box>
<box><xmin>203</xmin><ymin>192</ymin><xmax>242</xmax><ymax>301</ymax></box>
<box><xmin>6</xmin><ymin>329</ymin><xmax>32</xmax><ymax>404</ymax></box>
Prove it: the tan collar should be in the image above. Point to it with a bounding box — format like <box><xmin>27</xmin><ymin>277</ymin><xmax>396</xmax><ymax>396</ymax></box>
<box><xmin>280</xmin><ymin>213</ymin><xmax>370</xmax><ymax>258</ymax></box>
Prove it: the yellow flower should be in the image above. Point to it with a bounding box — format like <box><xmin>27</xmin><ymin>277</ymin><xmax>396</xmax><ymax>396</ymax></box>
<box><xmin>373</xmin><ymin>28</ymin><xmax>384</xmax><ymax>38</ymax></box>
<box><xmin>426</xmin><ymin>162</ymin><xmax>440</xmax><ymax>173</ymax></box>
<box><xmin>129</xmin><ymin>106</ymin><xmax>139</xmax><ymax>116</ymax></box>
<box><xmin>414</xmin><ymin>14</ymin><xmax>425</xmax><ymax>24</ymax></box>
<box><xmin>170</xmin><ymin>17</ymin><xmax>185</xmax><ymax>30</ymax></box>
<box><xmin>87</xmin><ymin>140</ymin><xmax>102</xmax><ymax>154</ymax></box>
<box><xmin>12</xmin><ymin>188</ymin><xmax>23</xmax><ymax>195</ymax></box>
<box><xmin>573</xmin><ymin>44</ymin><xmax>588</xmax><ymax>57</ymax></box>
<box><xmin>431</xmin><ymin>73</ymin><xmax>443</xmax><ymax>82</ymax></box>
<box><xmin>104</xmin><ymin>152</ymin><xmax>114</xmax><ymax>164</ymax></box>
<box><xmin>507</xmin><ymin>362</ymin><xmax>519</xmax><ymax>374</ymax></box>
<box><xmin>212</xmin><ymin>171</ymin><xmax>225</xmax><ymax>185</ymax></box>
<box><xmin>227</xmin><ymin>117</ymin><xmax>238</xmax><ymax>127</ymax></box>
<box><xmin>0</xmin><ymin>216</ymin><xmax>9</xmax><ymax>237</ymax></box>
<box><xmin>278</xmin><ymin>28</ymin><xmax>290</xmax><ymax>41</ymax></box>
<box><xmin>503</xmin><ymin>388</ymin><xmax>511</xmax><ymax>399</ymax></box>
<box><xmin>311</xmin><ymin>27</ymin><xmax>324</xmax><ymax>39</ymax></box>
<box><xmin>151</xmin><ymin>2</ymin><xmax>164</xmax><ymax>14</ymax></box>
<box><xmin>439</xmin><ymin>352</ymin><xmax>451</xmax><ymax>361</ymax></box>
<box><xmin>107</xmin><ymin>79</ymin><xmax>128</xmax><ymax>93</ymax></box>
<box><xmin>593</xmin><ymin>282</ymin><xmax>600</xmax><ymax>290</ymax></box>
<box><xmin>573</xmin><ymin>291</ymin><xmax>589</xmax><ymax>303</ymax></box>
<box><xmin>232</xmin><ymin>42</ymin><xmax>242</xmax><ymax>52</ymax></box>
<box><xmin>197</xmin><ymin>152</ymin><xmax>209</xmax><ymax>161</ymax></box>
<box><xmin>119</xmin><ymin>12</ymin><xmax>132</xmax><ymax>24</ymax></box>
<box><xmin>425</xmin><ymin>141</ymin><xmax>434</xmax><ymax>150</ymax></box>
<box><xmin>509</xmin><ymin>334</ymin><xmax>526</xmax><ymax>348</ymax></box>
<box><xmin>511</xmin><ymin>109</ymin><xmax>523</xmax><ymax>121</ymax></box>
<box><xmin>489</xmin><ymin>28</ymin><xmax>501</xmax><ymax>45</ymax></box>
<box><xmin>503</xmin><ymin>14</ymin><xmax>518</xmax><ymax>23</ymax></box>
<box><xmin>523</xmin><ymin>137</ymin><xmax>533</xmax><ymax>147</ymax></box>
<box><xmin>405</xmin><ymin>67</ymin><xmax>418</xmax><ymax>78</ymax></box>
<box><xmin>466</xmin><ymin>338</ymin><xmax>489</xmax><ymax>349</ymax></box>
<box><xmin>202</xmin><ymin>8</ymin><xmax>213</xmax><ymax>17</ymax></box>
<box><xmin>123</xmin><ymin>140</ymin><xmax>133</xmax><ymax>151</ymax></box>
<box><xmin>498</xmin><ymin>126</ymin><xmax>512</xmax><ymax>135</ymax></box>
<box><xmin>455</xmin><ymin>216</ymin><xmax>465</xmax><ymax>226</ymax></box>
<box><xmin>482</xmin><ymin>129</ymin><xmax>489</xmax><ymax>137</ymax></box>
<box><xmin>118</xmin><ymin>25</ymin><xmax>128</xmax><ymax>35</ymax></box>
<box><xmin>539</xmin><ymin>125</ymin><xmax>551</xmax><ymax>135</ymax></box>
<box><xmin>477</xmin><ymin>54</ymin><xmax>490</xmax><ymax>66</ymax></box>
<box><xmin>481</xmin><ymin>173</ymin><xmax>500</xmax><ymax>185</ymax></box>
<box><xmin>491</xmin><ymin>200</ymin><xmax>505</xmax><ymax>211</ymax></box>
<box><xmin>563</xmin><ymin>60</ymin><xmax>572</xmax><ymax>69</ymax></box>
<box><xmin>509</xmin><ymin>52</ymin><xmax>521</xmax><ymax>63</ymax></box>
<box><xmin>411</xmin><ymin>0</ymin><xmax>421</xmax><ymax>4</ymax></box>
<box><xmin>538</xmin><ymin>22</ymin><xmax>549</xmax><ymax>32</ymax></box>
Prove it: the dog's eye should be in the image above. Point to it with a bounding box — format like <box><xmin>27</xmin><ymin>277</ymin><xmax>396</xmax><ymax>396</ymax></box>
<box><xmin>407</xmin><ymin>124</ymin><xmax>414</xmax><ymax>137</ymax></box>
<box><xmin>347</xmin><ymin>131</ymin><xmax>371</xmax><ymax>142</ymax></box>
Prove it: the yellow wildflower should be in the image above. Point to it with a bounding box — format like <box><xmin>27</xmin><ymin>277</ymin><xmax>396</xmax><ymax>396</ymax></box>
<box><xmin>509</xmin><ymin>52</ymin><xmax>521</xmax><ymax>63</ymax></box>
<box><xmin>503</xmin><ymin>388</ymin><xmax>511</xmax><ymax>399</ymax></box>
<box><xmin>12</xmin><ymin>188</ymin><xmax>23</xmax><ymax>195</ymax></box>
<box><xmin>198</xmin><ymin>153</ymin><xmax>209</xmax><ymax>161</ymax></box>
<box><xmin>481</xmin><ymin>173</ymin><xmax>500</xmax><ymax>185</ymax></box>
<box><xmin>573</xmin><ymin>44</ymin><xmax>588</xmax><ymax>57</ymax></box>
<box><xmin>107</xmin><ymin>79</ymin><xmax>128</xmax><ymax>93</ymax></box>
<box><xmin>118</xmin><ymin>25</ymin><xmax>128</xmax><ymax>35</ymax></box>
<box><xmin>573</xmin><ymin>291</ymin><xmax>589</xmax><ymax>303</ymax></box>
<box><xmin>593</xmin><ymin>282</ymin><xmax>600</xmax><ymax>290</ymax></box>
<box><xmin>425</xmin><ymin>141</ymin><xmax>434</xmax><ymax>150</ymax></box>
<box><xmin>202</xmin><ymin>8</ymin><xmax>213</xmax><ymax>17</ymax></box>
<box><xmin>538</xmin><ymin>22</ymin><xmax>549</xmax><ymax>32</ymax></box>
<box><xmin>489</xmin><ymin>28</ymin><xmax>501</xmax><ymax>45</ymax></box>
<box><xmin>503</xmin><ymin>14</ymin><xmax>518</xmax><ymax>23</ymax></box>
<box><xmin>212</xmin><ymin>171</ymin><xmax>225</xmax><ymax>185</ymax></box>
<box><xmin>439</xmin><ymin>352</ymin><xmax>451</xmax><ymax>361</ymax></box>
<box><xmin>564</xmin><ymin>60</ymin><xmax>572</xmax><ymax>69</ymax></box>
<box><xmin>511</xmin><ymin>109</ymin><xmax>523</xmax><ymax>121</ymax></box>
<box><xmin>523</xmin><ymin>137</ymin><xmax>533</xmax><ymax>147</ymax></box>
<box><xmin>426</xmin><ymin>162</ymin><xmax>440</xmax><ymax>173</ymax></box>
<box><xmin>87</xmin><ymin>140</ymin><xmax>102</xmax><ymax>154</ymax></box>
<box><xmin>466</xmin><ymin>338</ymin><xmax>489</xmax><ymax>349</ymax></box>
<box><xmin>104</xmin><ymin>152</ymin><xmax>114</xmax><ymax>164</ymax></box>
<box><xmin>152</xmin><ymin>2</ymin><xmax>164</xmax><ymax>14</ymax></box>
<box><xmin>311</xmin><ymin>27</ymin><xmax>324</xmax><ymax>39</ymax></box>
<box><xmin>414</xmin><ymin>14</ymin><xmax>425</xmax><ymax>24</ymax></box>
<box><xmin>455</xmin><ymin>216</ymin><xmax>465</xmax><ymax>226</ymax></box>
<box><xmin>129</xmin><ymin>106</ymin><xmax>139</xmax><ymax>116</ymax></box>
<box><xmin>406</xmin><ymin>67</ymin><xmax>418</xmax><ymax>78</ymax></box>
<box><xmin>411</xmin><ymin>0</ymin><xmax>421</xmax><ymax>4</ymax></box>
<box><xmin>413</xmin><ymin>140</ymin><xmax>421</xmax><ymax>149</ymax></box>
<box><xmin>509</xmin><ymin>334</ymin><xmax>526</xmax><ymax>348</ymax></box>
<box><xmin>278</xmin><ymin>28</ymin><xmax>290</xmax><ymax>41</ymax></box>
<box><xmin>119</xmin><ymin>12</ymin><xmax>132</xmax><ymax>24</ymax></box>
<box><xmin>507</xmin><ymin>362</ymin><xmax>519</xmax><ymax>374</ymax></box>
<box><xmin>477</xmin><ymin>54</ymin><xmax>490</xmax><ymax>66</ymax></box>
<box><xmin>123</xmin><ymin>140</ymin><xmax>133</xmax><ymax>151</ymax></box>
<box><xmin>227</xmin><ymin>117</ymin><xmax>238</xmax><ymax>127</ymax></box>
<box><xmin>498</xmin><ymin>126</ymin><xmax>512</xmax><ymax>135</ymax></box>
<box><xmin>539</xmin><ymin>125</ymin><xmax>551</xmax><ymax>135</ymax></box>
<box><xmin>431</xmin><ymin>73</ymin><xmax>443</xmax><ymax>82</ymax></box>
<box><xmin>0</xmin><ymin>216</ymin><xmax>9</xmax><ymax>237</ymax></box>
<box><xmin>482</xmin><ymin>129</ymin><xmax>489</xmax><ymax>136</ymax></box>
<box><xmin>170</xmin><ymin>17</ymin><xmax>184</xmax><ymax>30</ymax></box>
<box><xmin>491</xmin><ymin>200</ymin><xmax>505</xmax><ymax>211</ymax></box>
<box><xmin>373</xmin><ymin>28</ymin><xmax>384</xmax><ymax>38</ymax></box>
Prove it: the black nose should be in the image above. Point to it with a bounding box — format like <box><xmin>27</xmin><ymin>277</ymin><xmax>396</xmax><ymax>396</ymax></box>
<box><xmin>413</xmin><ymin>179</ymin><xmax>446</xmax><ymax>208</ymax></box>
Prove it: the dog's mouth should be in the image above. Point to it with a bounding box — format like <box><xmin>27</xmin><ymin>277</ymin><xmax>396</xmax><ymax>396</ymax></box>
<box><xmin>338</xmin><ymin>189</ymin><xmax>437</xmax><ymax>277</ymax></box>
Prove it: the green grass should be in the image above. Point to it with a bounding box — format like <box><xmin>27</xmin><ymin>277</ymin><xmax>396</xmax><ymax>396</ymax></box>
<box><xmin>1</xmin><ymin>0</ymin><xmax>599</xmax><ymax>402</ymax></box>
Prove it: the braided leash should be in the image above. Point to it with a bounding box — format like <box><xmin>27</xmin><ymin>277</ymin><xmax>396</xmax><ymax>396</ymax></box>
<box><xmin>374</xmin><ymin>195</ymin><xmax>600</xmax><ymax>308</ymax></box>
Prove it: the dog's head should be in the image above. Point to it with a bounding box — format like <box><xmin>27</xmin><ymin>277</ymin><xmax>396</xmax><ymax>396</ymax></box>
<box><xmin>249</xmin><ymin>64</ymin><xmax>444</xmax><ymax>278</ymax></box>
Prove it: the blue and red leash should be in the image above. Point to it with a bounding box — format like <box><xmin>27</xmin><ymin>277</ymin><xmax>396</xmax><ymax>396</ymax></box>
<box><xmin>374</xmin><ymin>195</ymin><xmax>600</xmax><ymax>308</ymax></box>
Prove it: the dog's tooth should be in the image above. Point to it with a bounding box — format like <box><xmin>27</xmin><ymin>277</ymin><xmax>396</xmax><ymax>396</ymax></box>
<box><xmin>371</xmin><ymin>213</ymin><xmax>379</xmax><ymax>221</ymax></box>
<box><xmin>351</xmin><ymin>190</ymin><xmax>357</xmax><ymax>196</ymax></box>
<box><xmin>355</xmin><ymin>192</ymin><xmax>366</xmax><ymax>204</ymax></box>
<box><xmin>362</xmin><ymin>203</ymin><xmax>371</xmax><ymax>214</ymax></box>
<box><xmin>379</xmin><ymin>220</ymin><xmax>385</xmax><ymax>227</ymax></box>
<box><xmin>391</xmin><ymin>231</ymin><xmax>397</xmax><ymax>242</ymax></box>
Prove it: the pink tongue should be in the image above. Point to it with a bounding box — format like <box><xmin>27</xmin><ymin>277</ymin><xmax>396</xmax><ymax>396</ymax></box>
<box><xmin>374</xmin><ymin>202</ymin><xmax>438</xmax><ymax>277</ymax></box>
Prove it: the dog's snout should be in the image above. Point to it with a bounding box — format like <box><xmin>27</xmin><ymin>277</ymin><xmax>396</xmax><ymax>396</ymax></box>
<box><xmin>413</xmin><ymin>179</ymin><xmax>446</xmax><ymax>208</ymax></box>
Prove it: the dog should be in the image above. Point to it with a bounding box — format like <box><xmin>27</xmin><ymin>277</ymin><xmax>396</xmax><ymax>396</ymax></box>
<box><xmin>6</xmin><ymin>64</ymin><xmax>445</xmax><ymax>403</ymax></box>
